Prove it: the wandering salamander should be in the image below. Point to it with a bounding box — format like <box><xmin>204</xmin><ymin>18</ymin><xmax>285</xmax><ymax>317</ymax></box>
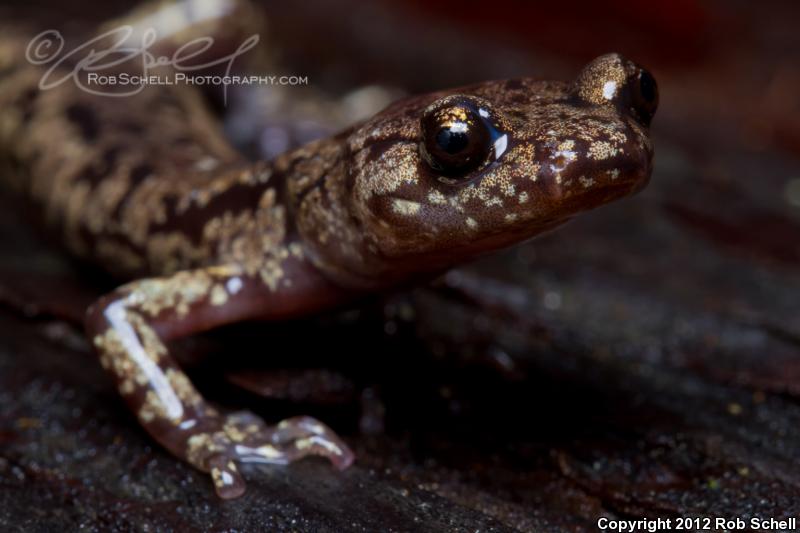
<box><xmin>0</xmin><ymin>1</ymin><xmax>658</xmax><ymax>499</ymax></box>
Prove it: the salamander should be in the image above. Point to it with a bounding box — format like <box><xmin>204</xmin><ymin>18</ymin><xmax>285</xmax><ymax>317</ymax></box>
<box><xmin>0</xmin><ymin>3</ymin><xmax>658</xmax><ymax>499</ymax></box>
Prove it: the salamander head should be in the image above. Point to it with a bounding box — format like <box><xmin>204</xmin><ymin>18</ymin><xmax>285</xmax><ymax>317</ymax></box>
<box><xmin>301</xmin><ymin>54</ymin><xmax>657</xmax><ymax>286</ymax></box>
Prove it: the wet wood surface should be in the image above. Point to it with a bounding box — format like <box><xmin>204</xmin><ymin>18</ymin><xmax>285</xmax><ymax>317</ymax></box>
<box><xmin>1</xmin><ymin>0</ymin><xmax>800</xmax><ymax>531</ymax></box>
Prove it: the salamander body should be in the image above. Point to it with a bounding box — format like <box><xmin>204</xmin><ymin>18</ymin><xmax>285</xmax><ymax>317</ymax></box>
<box><xmin>0</xmin><ymin>1</ymin><xmax>657</xmax><ymax>498</ymax></box>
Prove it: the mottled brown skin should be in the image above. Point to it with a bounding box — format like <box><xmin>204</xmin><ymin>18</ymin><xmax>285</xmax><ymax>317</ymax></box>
<box><xmin>0</xmin><ymin>1</ymin><xmax>657</xmax><ymax>499</ymax></box>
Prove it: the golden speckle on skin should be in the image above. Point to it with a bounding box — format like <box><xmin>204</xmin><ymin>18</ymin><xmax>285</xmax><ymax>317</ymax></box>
<box><xmin>288</xmin><ymin>242</ymin><xmax>304</xmax><ymax>258</ymax></box>
<box><xmin>519</xmin><ymin>192</ymin><xmax>529</xmax><ymax>204</ymax></box>
<box><xmin>428</xmin><ymin>190</ymin><xmax>446</xmax><ymax>205</ymax></box>
<box><xmin>118</xmin><ymin>380</ymin><xmax>135</xmax><ymax>395</ymax></box>
<box><xmin>194</xmin><ymin>157</ymin><xmax>219</xmax><ymax>171</ymax></box>
<box><xmin>139</xmin><ymin>389</ymin><xmax>173</xmax><ymax>423</ymax></box>
<box><xmin>578</xmin><ymin>176</ymin><xmax>595</xmax><ymax>188</ymax></box>
<box><xmin>211</xmin><ymin>466</ymin><xmax>235</xmax><ymax>488</ymax></box>
<box><xmin>259</xmin><ymin>258</ymin><xmax>285</xmax><ymax>291</ymax></box>
<box><xmin>465</xmin><ymin>217</ymin><xmax>478</xmax><ymax>229</ymax></box>
<box><xmin>224</xmin><ymin>422</ymin><xmax>248</xmax><ymax>443</ymax></box>
<box><xmin>486</xmin><ymin>196</ymin><xmax>503</xmax><ymax>207</ymax></box>
<box><xmin>166</xmin><ymin>368</ymin><xmax>203</xmax><ymax>406</ymax></box>
<box><xmin>557</xmin><ymin>139</ymin><xmax>575</xmax><ymax>151</ymax></box>
<box><xmin>295</xmin><ymin>435</ymin><xmax>342</xmax><ymax>456</ymax></box>
<box><xmin>210</xmin><ymin>284</ymin><xmax>228</xmax><ymax>306</ymax></box>
<box><xmin>588</xmin><ymin>141</ymin><xmax>618</xmax><ymax>160</ymax></box>
<box><xmin>392</xmin><ymin>198</ymin><xmax>422</xmax><ymax>216</ymax></box>
<box><xmin>609</xmin><ymin>169</ymin><xmax>620</xmax><ymax>180</ymax></box>
<box><xmin>552</xmin><ymin>147</ymin><xmax>577</xmax><ymax>171</ymax></box>
<box><xmin>187</xmin><ymin>433</ymin><xmax>222</xmax><ymax>467</ymax></box>
<box><xmin>133</xmin><ymin>271</ymin><xmax>214</xmax><ymax>318</ymax></box>
<box><xmin>357</xmin><ymin>143</ymin><xmax>419</xmax><ymax>201</ymax></box>
<box><xmin>255</xmin><ymin>444</ymin><xmax>283</xmax><ymax>459</ymax></box>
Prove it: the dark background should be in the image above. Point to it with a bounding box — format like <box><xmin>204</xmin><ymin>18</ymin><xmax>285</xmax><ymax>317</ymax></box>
<box><xmin>1</xmin><ymin>0</ymin><xmax>800</xmax><ymax>531</ymax></box>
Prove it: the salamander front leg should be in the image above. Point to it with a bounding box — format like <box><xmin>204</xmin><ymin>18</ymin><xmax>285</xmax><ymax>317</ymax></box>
<box><xmin>84</xmin><ymin>265</ymin><xmax>354</xmax><ymax>499</ymax></box>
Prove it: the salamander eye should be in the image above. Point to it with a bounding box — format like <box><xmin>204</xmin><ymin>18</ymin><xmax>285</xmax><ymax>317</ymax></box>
<box><xmin>420</xmin><ymin>97</ymin><xmax>495</xmax><ymax>176</ymax></box>
<box><xmin>632</xmin><ymin>68</ymin><xmax>658</xmax><ymax>126</ymax></box>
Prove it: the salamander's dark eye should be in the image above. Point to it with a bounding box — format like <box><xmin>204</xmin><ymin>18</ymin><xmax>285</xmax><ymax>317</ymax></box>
<box><xmin>632</xmin><ymin>68</ymin><xmax>658</xmax><ymax>126</ymax></box>
<box><xmin>420</xmin><ymin>97</ymin><xmax>495</xmax><ymax>176</ymax></box>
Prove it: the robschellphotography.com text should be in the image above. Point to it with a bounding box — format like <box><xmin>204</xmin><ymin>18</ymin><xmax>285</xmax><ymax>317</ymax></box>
<box><xmin>24</xmin><ymin>26</ymin><xmax>312</xmax><ymax>103</ymax></box>
<box><xmin>85</xmin><ymin>73</ymin><xmax>309</xmax><ymax>87</ymax></box>
<box><xmin>597</xmin><ymin>516</ymin><xmax>797</xmax><ymax>532</ymax></box>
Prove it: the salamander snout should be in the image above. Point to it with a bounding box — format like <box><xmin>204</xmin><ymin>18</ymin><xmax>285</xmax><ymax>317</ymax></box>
<box><xmin>572</xmin><ymin>53</ymin><xmax>659</xmax><ymax>126</ymax></box>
